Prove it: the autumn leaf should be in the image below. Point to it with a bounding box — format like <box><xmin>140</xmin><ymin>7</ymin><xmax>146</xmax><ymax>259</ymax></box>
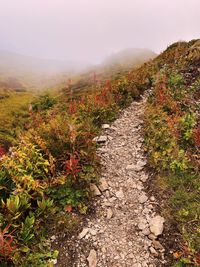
<box><xmin>173</xmin><ymin>251</ymin><xmax>182</xmax><ymax>259</ymax></box>
<box><xmin>65</xmin><ymin>205</ymin><xmax>72</xmax><ymax>213</ymax></box>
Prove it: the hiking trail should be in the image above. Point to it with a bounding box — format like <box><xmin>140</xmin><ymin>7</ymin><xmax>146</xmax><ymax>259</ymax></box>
<box><xmin>56</xmin><ymin>92</ymin><xmax>166</xmax><ymax>267</ymax></box>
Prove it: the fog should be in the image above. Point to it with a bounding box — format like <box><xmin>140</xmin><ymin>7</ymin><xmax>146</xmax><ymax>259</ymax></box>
<box><xmin>0</xmin><ymin>0</ymin><xmax>199</xmax><ymax>64</ymax></box>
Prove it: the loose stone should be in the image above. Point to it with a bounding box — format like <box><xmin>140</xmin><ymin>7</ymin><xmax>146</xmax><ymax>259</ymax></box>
<box><xmin>149</xmin><ymin>216</ymin><xmax>165</xmax><ymax>236</ymax></box>
<box><xmin>98</xmin><ymin>178</ymin><xmax>109</xmax><ymax>192</ymax></box>
<box><xmin>90</xmin><ymin>183</ymin><xmax>101</xmax><ymax>196</ymax></box>
<box><xmin>87</xmin><ymin>249</ymin><xmax>97</xmax><ymax>267</ymax></box>
<box><xmin>78</xmin><ymin>228</ymin><xmax>89</xmax><ymax>239</ymax></box>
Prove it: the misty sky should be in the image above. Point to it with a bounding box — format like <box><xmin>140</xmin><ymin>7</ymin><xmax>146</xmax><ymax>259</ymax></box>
<box><xmin>0</xmin><ymin>0</ymin><xmax>199</xmax><ymax>63</ymax></box>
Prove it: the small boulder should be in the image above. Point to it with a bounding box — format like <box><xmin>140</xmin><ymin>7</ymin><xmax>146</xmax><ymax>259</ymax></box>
<box><xmin>139</xmin><ymin>194</ymin><xmax>148</xmax><ymax>204</ymax></box>
<box><xmin>149</xmin><ymin>215</ymin><xmax>165</xmax><ymax>237</ymax></box>
<box><xmin>90</xmin><ymin>184</ymin><xmax>101</xmax><ymax>196</ymax></box>
<box><xmin>98</xmin><ymin>178</ymin><xmax>109</xmax><ymax>192</ymax></box>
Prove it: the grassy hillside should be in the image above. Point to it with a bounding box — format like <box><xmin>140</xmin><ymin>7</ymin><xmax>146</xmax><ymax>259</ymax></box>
<box><xmin>0</xmin><ymin>47</ymin><xmax>154</xmax><ymax>148</ymax></box>
<box><xmin>0</xmin><ymin>92</ymin><xmax>34</xmax><ymax>147</ymax></box>
<box><xmin>143</xmin><ymin>40</ymin><xmax>200</xmax><ymax>266</ymax></box>
<box><xmin>0</xmin><ymin>40</ymin><xmax>199</xmax><ymax>266</ymax></box>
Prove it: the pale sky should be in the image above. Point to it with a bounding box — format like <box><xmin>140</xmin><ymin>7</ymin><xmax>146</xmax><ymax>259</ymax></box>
<box><xmin>0</xmin><ymin>0</ymin><xmax>199</xmax><ymax>63</ymax></box>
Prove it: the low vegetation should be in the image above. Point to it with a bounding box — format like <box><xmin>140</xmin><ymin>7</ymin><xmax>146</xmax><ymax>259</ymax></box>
<box><xmin>0</xmin><ymin>63</ymin><xmax>150</xmax><ymax>265</ymax></box>
<box><xmin>144</xmin><ymin>41</ymin><xmax>200</xmax><ymax>266</ymax></box>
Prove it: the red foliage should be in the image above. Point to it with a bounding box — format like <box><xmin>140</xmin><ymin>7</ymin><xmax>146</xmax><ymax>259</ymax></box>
<box><xmin>195</xmin><ymin>254</ymin><xmax>200</xmax><ymax>265</ymax></box>
<box><xmin>158</xmin><ymin>89</ymin><xmax>166</xmax><ymax>104</ymax></box>
<box><xmin>166</xmin><ymin>116</ymin><xmax>180</xmax><ymax>138</ymax></box>
<box><xmin>68</xmin><ymin>100</ymin><xmax>78</xmax><ymax>115</ymax></box>
<box><xmin>193</xmin><ymin>126</ymin><xmax>200</xmax><ymax>147</ymax></box>
<box><xmin>0</xmin><ymin>225</ymin><xmax>16</xmax><ymax>260</ymax></box>
<box><xmin>65</xmin><ymin>154</ymin><xmax>81</xmax><ymax>178</ymax></box>
<box><xmin>105</xmin><ymin>80</ymin><xmax>111</xmax><ymax>90</ymax></box>
<box><xmin>0</xmin><ymin>146</ymin><xmax>6</xmax><ymax>158</ymax></box>
<box><xmin>30</xmin><ymin>113</ymin><xmax>44</xmax><ymax>128</ymax></box>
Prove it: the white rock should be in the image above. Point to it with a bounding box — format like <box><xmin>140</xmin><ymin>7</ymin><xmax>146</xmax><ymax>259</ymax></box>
<box><xmin>115</xmin><ymin>188</ymin><xmax>124</xmax><ymax>199</ymax></box>
<box><xmin>150</xmin><ymin>196</ymin><xmax>156</xmax><ymax>202</ymax></box>
<box><xmin>102</xmin><ymin>124</ymin><xmax>110</xmax><ymax>129</ymax></box>
<box><xmin>87</xmin><ymin>249</ymin><xmax>97</xmax><ymax>267</ymax></box>
<box><xmin>78</xmin><ymin>228</ymin><xmax>89</xmax><ymax>239</ymax></box>
<box><xmin>140</xmin><ymin>174</ymin><xmax>148</xmax><ymax>182</ymax></box>
<box><xmin>98</xmin><ymin>178</ymin><xmax>109</xmax><ymax>192</ymax></box>
<box><xmin>137</xmin><ymin>160</ymin><xmax>147</xmax><ymax>167</ymax></box>
<box><xmin>101</xmin><ymin>246</ymin><xmax>106</xmax><ymax>253</ymax></box>
<box><xmin>149</xmin><ymin>216</ymin><xmax>165</xmax><ymax>236</ymax></box>
<box><xmin>90</xmin><ymin>229</ymin><xmax>97</xmax><ymax>236</ymax></box>
<box><xmin>107</xmin><ymin>208</ymin><xmax>113</xmax><ymax>219</ymax></box>
<box><xmin>95</xmin><ymin>136</ymin><xmax>107</xmax><ymax>143</ymax></box>
<box><xmin>90</xmin><ymin>184</ymin><xmax>101</xmax><ymax>196</ymax></box>
<box><xmin>139</xmin><ymin>194</ymin><xmax>148</xmax><ymax>204</ymax></box>
<box><xmin>50</xmin><ymin>235</ymin><xmax>56</xmax><ymax>241</ymax></box>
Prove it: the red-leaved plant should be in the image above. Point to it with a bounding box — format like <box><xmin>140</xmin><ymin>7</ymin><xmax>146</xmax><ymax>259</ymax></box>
<box><xmin>0</xmin><ymin>225</ymin><xmax>16</xmax><ymax>260</ymax></box>
<box><xmin>65</xmin><ymin>154</ymin><xmax>81</xmax><ymax>179</ymax></box>
<box><xmin>68</xmin><ymin>100</ymin><xmax>78</xmax><ymax>115</ymax></box>
<box><xmin>193</xmin><ymin>126</ymin><xmax>200</xmax><ymax>147</ymax></box>
<box><xmin>195</xmin><ymin>254</ymin><xmax>200</xmax><ymax>265</ymax></box>
<box><xmin>0</xmin><ymin>146</ymin><xmax>6</xmax><ymax>158</ymax></box>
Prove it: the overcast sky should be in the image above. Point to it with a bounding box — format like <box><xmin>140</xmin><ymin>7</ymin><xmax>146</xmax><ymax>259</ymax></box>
<box><xmin>0</xmin><ymin>0</ymin><xmax>199</xmax><ymax>63</ymax></box>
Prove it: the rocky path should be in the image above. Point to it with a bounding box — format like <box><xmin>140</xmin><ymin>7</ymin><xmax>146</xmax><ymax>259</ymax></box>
<box><xmin>55</xmin><ymin>93</ymin><xmax>166</xmax><ymax>267</ymax></box>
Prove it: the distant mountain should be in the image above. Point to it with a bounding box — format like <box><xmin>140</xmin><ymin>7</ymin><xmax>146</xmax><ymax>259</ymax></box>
<box><xmin>0</xmin><ymin>51</ymin><xmax>90</xmax><ymax>90</ymax></box>
<box><xmin>0</xmin><ymin>50</ymin><xmax>90</xmax><ymax>75</ymax></box>
<box><xmin>0</xmin><ymin>48</ymin><xmax>156</xmax><ymax>92</ymax></box>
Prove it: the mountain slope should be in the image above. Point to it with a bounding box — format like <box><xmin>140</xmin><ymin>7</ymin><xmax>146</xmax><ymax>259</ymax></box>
<box><xmin>59</xmin><ymin>48</ymin><xmax>156</xmax><ymax>97</ymax></box>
